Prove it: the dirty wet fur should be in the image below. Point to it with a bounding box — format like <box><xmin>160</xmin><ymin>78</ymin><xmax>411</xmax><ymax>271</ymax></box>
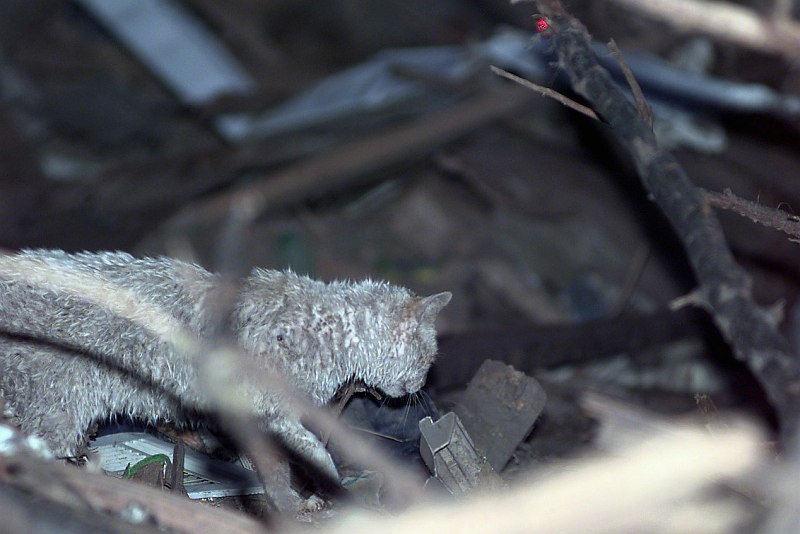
<box><xmin>0</xmin><ymin>249</ymin><xmax>451</xmax><ymax>484</ymax></box>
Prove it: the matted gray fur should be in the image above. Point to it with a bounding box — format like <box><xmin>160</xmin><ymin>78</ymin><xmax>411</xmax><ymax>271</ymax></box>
<box><xmin>0</xmin><ymin>249</ymin><xmax>451</xmax><ymax>480</ymax></box>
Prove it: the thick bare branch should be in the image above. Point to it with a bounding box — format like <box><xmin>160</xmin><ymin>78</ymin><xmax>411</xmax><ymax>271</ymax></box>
<box><xmin>529</xmin><ymin>0</ymin><xmax>800</xmax><ymax>442</ymax></box>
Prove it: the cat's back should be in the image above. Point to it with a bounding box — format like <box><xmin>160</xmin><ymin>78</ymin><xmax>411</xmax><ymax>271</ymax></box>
<box><xmin>2</xmin><ymin>249</ymin><xmax>220</xmax><ymax>330</ymax></box>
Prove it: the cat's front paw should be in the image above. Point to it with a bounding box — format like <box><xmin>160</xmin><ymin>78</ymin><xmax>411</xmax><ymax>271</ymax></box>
<box><xmin>267</xmin><ymin>416</ymin><xmax>340</xmax><ymax>484</ymax></box>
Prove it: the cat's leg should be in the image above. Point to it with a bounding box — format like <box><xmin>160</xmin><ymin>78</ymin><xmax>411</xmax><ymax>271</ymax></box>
<box><xmin>0</xmin><ymin>344</ymin><xmax>96</xmax><ymax>457</ymax></box>
<box><xmin>265</xmin><ymin>414</ymin><xmax>339</xmax><ymax>483</ymax></box>
<box><xmin>14</xmin><ymin>398</ymin><xmax>89</xmax><ymax>457</ymax></box>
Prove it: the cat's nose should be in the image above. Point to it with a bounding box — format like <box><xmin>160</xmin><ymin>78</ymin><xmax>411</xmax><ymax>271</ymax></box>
<box><xmin>402</xmin><ymin>376</ymin><xmax>425</xmax><ymax>395</ymax></box>
<box><xmin>380</xmin><ymin>384</ymin><xmax>406</xmax><ymax>398</ymax></box>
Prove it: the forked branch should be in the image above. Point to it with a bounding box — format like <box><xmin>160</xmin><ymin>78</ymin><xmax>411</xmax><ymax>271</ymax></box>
<box><xmin>515</xmin><ymin>0</ymin><xmax>800</xmax><ymax>442</ymax></box>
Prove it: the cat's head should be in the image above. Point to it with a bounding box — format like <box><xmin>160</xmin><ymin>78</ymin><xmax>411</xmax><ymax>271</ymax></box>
<box><xmin>238</xmin><ymin>269</ymin><xmax>451</xmax><ymax>404</ymax></box>
<box><xmin>364</xmin><ymin>290</ymin><xmax>452</xmax><ymax>398</ymax></box>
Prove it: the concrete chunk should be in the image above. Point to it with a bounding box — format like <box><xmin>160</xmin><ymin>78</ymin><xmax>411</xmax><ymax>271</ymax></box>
<box><xmin>453</xmin><ymin>359</ymin><xmax>547</xmax><ymax>471</ymax></box>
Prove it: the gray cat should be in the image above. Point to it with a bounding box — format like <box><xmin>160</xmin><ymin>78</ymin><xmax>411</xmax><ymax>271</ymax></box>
<box><xmin>0</xmin><ymin>249</ymin><xmax>450</xmax><ymax>485</ymax></box>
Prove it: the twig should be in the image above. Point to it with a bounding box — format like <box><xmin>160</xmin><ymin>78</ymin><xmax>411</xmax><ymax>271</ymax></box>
<box><xmin>321</xmin><ymin>380</ymin><xmax>364</xmax><ymax>445</ymax></box>
<box><xmin>349</xmin><ymin>426</ymin><xmax>403</xmax><ymax>442</ymax></box>
<box><xmin>609</xmin><ymin>244</ymin><xmax>650</xmax><ymax>317</ymax></box>
<box><xmin>695</xmin><ymin>393</ymin><xmax>729</xmax><ymax>435</ymax></box>
<box><xmin>528</xmin><ymin>0</ymin><xmax>800</xmax><ymax>442</ymax></box>
<box><xmin>606</xmin><ymin>39</ymin><xmax>653</xmax><ymax>129</ymax></box>
<box><xmin>434</xmin><ymin>152</ymin><xmax>572</xmax><ymax>219</ymax></box>
<box><xmin>164</xmin><ymin>84</ymin><xmax>537</xmax><ymax>232</ymax></box>
<box><xmin>192</xmin><ymin>202</ymin><xmax>303</xmax><ymax>516</ymax></box>
<box><xmin>490</xmin><ymin>65</ymin><xmax>599</xmax><ymax>120</ymax></box>
<box><xmin>601</xmin><ymin>0</ymin><xmax>800</xmax><ymax>63</ymax></box>
<box><xmin>169</xmin><ymin>440</ymin><xmax>187</xmax><ymax>497</ymax></box>
<box><xmin>703</xmin><ymin>188</ymin><xmax>800</xmax><ymax>241</ymax></box>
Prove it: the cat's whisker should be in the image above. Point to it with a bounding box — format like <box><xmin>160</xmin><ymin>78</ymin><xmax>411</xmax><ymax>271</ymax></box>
<box><xmin>401</xmin><ymin>394</ymin><xmax>413</xmax><ymax>432</ymax></box>
<box><xmin>418</xmin><ymin>389</ymin><xmax>436</xmax><ymax>417</ymax></box>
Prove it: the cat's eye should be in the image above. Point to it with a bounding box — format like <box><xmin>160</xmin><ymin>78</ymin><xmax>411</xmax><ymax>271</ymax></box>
<box><xmin>276</xmin><ymin>334</ymin><xmax>284</xmax><ymax>342</ymax></box>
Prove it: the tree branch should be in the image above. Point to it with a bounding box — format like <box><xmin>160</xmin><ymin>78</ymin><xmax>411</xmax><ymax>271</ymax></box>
<box><xmin>703</xmin><ymin>188</ymin><xmax>800</xmax><ymax>241</ymax></box>
<box><xmin>527</xmin><ymin>0</ymin><xmax>800</xmax><ymax>442</ymax></box>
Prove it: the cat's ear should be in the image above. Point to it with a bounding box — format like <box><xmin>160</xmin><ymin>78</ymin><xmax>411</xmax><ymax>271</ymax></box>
<box><xmin>415</xmin><ymin>291</ymin><xmax>452</xmax><ymax>325</ymax></box>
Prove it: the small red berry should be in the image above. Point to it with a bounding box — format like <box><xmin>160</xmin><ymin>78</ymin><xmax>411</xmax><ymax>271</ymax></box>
<box><xmin>536</xmin><ymin>17</ymin><xmax>550</xmax><ymax>32</ymax></box>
